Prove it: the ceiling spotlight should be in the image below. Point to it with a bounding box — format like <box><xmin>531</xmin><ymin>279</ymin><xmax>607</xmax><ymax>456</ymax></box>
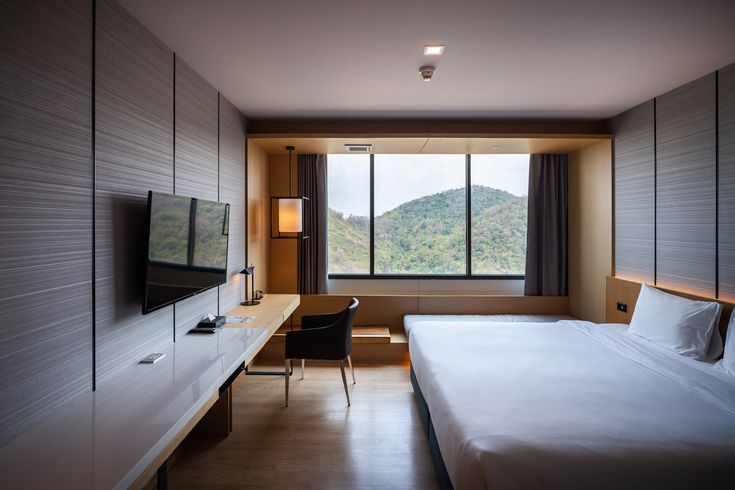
<box><xmin>419</xmin><ymin>65</ymin><xmax>435</xmax><ymax>82</ymax></box>
<box><xmin>423</xmin><ymin>45</ymin><xmax>445</xmax><ymax>56</ymax></box>
<box><xmin>491</xmin><ymin>146</ymin><xmax>501</xmax><ymax>150</ymax></box>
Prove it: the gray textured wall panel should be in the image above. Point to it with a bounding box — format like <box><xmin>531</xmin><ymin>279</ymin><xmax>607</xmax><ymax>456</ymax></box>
<box><xmin>218</xmin><ymin>96</ymin><xmax>247</xmax><ymax>313</ymax></box>
<box><xmin>611</xmin><ymin>101</ymin><xmax>655</xmax><ymax>282</ymax></box>
<box><xmin>173</xmin><ymin>58</ymin><xmax>219</xmax><ymax>337</ymax></box>
<box><xmin>719</xmin><ymin>64</ymin><xmax>735</xmax><ymax>300</ymax></box>
<box><xmin>656</xmin><ymin>73</ymin><xmax>716</xmax><ymax>296</ymax></box>
<box><xmin>95</xmin><ymin>0</ymin><xmax>174</xmax><ymax>384</ymax></box>
<box><xmin>0</xmin><ymin>0</ymin><xmax>93</xmax><ymax>444</ymax></box>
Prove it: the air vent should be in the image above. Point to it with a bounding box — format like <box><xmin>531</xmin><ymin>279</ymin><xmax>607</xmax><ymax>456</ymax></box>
<box><xmin>344</xmin><ymin>144</ymin><xmax>372</xmax><ymax>153</ymax></box>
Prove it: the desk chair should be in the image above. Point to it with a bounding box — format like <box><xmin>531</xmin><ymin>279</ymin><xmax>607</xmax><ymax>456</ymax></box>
<box><xmin>284</xmin><ymin>298</ymin><xmax>359</xmax><ymax>406</ymax></box>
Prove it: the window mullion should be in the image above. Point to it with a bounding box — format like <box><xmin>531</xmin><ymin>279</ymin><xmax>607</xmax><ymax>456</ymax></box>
<box><xmin>466</xmin><ymin>154</ymin><xmax>471</xmax><ymax>277</ymax></box>
<box><xmin>370</xmin><ymin>153</ymin><xmax>375</xmax><ymax>277</ymax></box>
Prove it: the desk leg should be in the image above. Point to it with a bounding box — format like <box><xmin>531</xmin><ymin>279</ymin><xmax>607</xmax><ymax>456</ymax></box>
<box><xmin>156</xmin><ymin>462</ymin><xmax>167</xmax><ymax>489</ymax></box>
<box><xmin>244</xmin><ymin>364</ymin><xmax>293</xmax><ymax>376</ymax></box>
<box><xmin>192</xmin><ymin>387</ymin><xmax>232</xmax><ymax>438</ymax></box>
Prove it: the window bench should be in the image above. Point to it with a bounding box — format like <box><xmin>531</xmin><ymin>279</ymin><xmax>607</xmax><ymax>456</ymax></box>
<box><xmin>271</xmin><ymin>325</ymin><xmax>403</xmax><ymax>344</ymax></box>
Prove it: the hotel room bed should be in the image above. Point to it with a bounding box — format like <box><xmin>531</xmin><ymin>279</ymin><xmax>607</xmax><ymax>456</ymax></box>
<box><xmin>406</xmin><ymin>318</ymin><xmax>735</xmax><ymax>490</ymax></box>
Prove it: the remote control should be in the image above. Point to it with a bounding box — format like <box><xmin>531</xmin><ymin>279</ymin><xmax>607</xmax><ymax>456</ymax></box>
<box><xmin>140</xmin><ymin>353</ymin><xmax>166</xmax><ymax>364</ymax></box>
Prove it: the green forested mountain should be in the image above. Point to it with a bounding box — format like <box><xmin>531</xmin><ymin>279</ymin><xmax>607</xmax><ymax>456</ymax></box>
<box><xmin>328</xmin><ymin>185</ymin><xmax>527</xmax><ymax>274</ymax></box>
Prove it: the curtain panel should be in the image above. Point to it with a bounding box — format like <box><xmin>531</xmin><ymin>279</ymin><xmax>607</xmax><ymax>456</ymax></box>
<box><xmin>297</xmin><ymin>154</ymin><xmax>328</xmax><ymax>294</ymax></box>
<box><xmin>524</xmin><ymin>154</ymin><xmax>568</xmax><ymax>296</ymax></box>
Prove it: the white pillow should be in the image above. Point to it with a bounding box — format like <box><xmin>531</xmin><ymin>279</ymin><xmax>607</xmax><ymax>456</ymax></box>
<box><xmin>629</xmin><ymin>283</ymin><xmax>722</xmax><ymax>360</ymax></box>
<box><xmin>715</xmin><ymin>311</ymin><xmax>735</xmax><ymax>375</ymax></box>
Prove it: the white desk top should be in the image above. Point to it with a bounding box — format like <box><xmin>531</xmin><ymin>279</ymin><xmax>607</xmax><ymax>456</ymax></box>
<box><xmin>0</xmin><ymin>294</ymin><xmax>299</xmax><ymax>489</ymax></box>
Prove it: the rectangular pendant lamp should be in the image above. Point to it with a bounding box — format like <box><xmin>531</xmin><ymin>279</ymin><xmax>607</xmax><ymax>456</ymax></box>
<box><xmin>270</xmin><ymin>146</ymin><xmax>309</xmax><ymax>239</ymax></box>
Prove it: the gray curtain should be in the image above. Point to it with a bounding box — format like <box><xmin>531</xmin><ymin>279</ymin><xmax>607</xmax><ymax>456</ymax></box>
<box><xmin>524</xmin><ymin>154</ymin><xmax>568</xmax><ymax>296</ymax></box>
<box><xmin>297</xmin><ymin>154</ymin><xmax>328</xmax><ymax>294</ymax></box>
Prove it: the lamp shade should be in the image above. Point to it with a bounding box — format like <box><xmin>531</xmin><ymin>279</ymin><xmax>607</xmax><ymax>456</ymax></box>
<box><xmin>278</xmin><ymin>198</ymin><xmax>303</xmax><ymax>233</ymax></box>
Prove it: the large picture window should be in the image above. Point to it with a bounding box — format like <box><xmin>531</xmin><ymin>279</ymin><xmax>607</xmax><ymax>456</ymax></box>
<box><xmin>375</xmin><ymin>154</ymin><xmax>466</xmax><ymax>274</ymax></box>
<box><xmin>471</xmin><ymin>155</ymin><xmax>529</xmax><ymax>275</ymax></box>
<box><xmin>327</xmin><ymin>154</ymin><xmax>370</xmax><ymax>274</ymax></box>
<box><xmin>327</xmin><ymin>153</ymin><xmax>529</xmax><ymax>278</ymax></box>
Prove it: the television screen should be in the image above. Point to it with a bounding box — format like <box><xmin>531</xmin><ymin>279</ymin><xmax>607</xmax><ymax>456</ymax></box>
<box><xmin>143</xmin><ymin>191</ymin><xmax>229</xmax><ymax>314</ymax></box>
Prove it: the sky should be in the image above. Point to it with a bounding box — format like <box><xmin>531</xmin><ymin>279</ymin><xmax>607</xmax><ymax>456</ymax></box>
<box><xmin>328</xmin><ymin>154</ymin><xmax>530</xmax><ymax>217</ymax></box>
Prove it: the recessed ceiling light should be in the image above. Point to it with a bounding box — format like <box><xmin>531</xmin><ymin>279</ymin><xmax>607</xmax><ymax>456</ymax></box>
<box><xmin>491</xmin><ymin>146</ymin><xmax>501</xmax><ymax>150</ymax></box>
<box><xmin>423</xmin><ymin>45</ymin><xmax>445</xmax><ymax>56</ymax></box>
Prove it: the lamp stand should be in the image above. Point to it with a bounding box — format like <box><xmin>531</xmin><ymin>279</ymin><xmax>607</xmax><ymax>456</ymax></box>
<box><xmin>240</xmin><ymin>273</ymin><xmax>260</xmax><ymax>306</ymax></box>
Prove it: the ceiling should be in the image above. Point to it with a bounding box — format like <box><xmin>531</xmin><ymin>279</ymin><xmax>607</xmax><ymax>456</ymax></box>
<box><xmin>249</xmin><ymin>137</ymin><xmax>609</xmax><ymax>155</ymax></box>
<box><xmin>118</xmin><ymin>0</ymin><xmax>735</xmax><ymax>120</ymax></box>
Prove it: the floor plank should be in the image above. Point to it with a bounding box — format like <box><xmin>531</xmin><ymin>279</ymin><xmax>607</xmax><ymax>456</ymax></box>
<box><xmin>168</xmin><ymin>363</ymin><xmax>438</xmax><ymax>489</ymax></box>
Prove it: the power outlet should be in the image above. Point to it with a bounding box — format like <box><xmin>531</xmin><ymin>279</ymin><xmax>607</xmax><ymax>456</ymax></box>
<box><xmin>616</xmin><ymin>302</ymin><xmax>628</xmax><ymax>313</ymax></box>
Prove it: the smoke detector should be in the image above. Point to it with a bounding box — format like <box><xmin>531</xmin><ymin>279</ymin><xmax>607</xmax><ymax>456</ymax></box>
<box><xmin>344</xmin><ymin>143</ymin><xmax>372</xmax><ymax>153</ymax></box>
<box><xmin>419</xmin><ymin>65</ymin><xmax>435</xmax><ymax>82</ymax></box>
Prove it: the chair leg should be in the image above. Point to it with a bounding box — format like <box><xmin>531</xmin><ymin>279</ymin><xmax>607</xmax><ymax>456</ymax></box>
<box><xmin>285</xmin><ymin>359</ymin><xmax>290</xmax><ymax>407</ymax></box>
<box><xmin>339</xmin><ymin>360</ymin><xmax>351</xmax><ymax>406</ymax></box>
<box><xmin>347</xmin><ymin>355</ymin><xmax>355</xmax><ymax>384</ymax></box>
<box><xmin>301</xmin><ymin>359</ymin><xmax>305</xmax><ymax>380</ymax></box>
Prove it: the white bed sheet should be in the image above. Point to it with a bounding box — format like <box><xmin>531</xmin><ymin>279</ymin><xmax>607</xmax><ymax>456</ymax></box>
<box><xmin>403</xmin><ymin>314</ymin><xmax>575</xmax><ymax>336</ymax></box>
<box><xmin>409</xmin><ymin>320</ymin><xmax>735</xmax><ymax>490</ymax></box>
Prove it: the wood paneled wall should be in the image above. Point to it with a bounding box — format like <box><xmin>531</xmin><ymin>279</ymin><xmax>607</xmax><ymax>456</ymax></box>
<box><xmin>267</xmin><ymin>153</ymin><xmax>298</xmax><ymax>293</ymax></box>
<box><xmin>217</xmin><ymin>97</ymin><xmax>247</xmax><ymax>313</ymax></box>
<box><xmin>247</xmin><ymin>142</ymin><xmax>270</xmax><ymax>296</ymax></box>
<box><xmin>610</xmin><ymin>65</ymin><xmax>733</xmax><ymax>300</ymax></box>
<box><xmin>0</xmin><ymin>0</ymin><xmax>93</xmax><ymax>445</ymax></box>
<box><xmin>568</xmin><ymin>141</ymin><xmax>613</xmax><ymax>322</ymax></box>
<box><xmin>293</xmin><ymin>295</ymin><xmax>569</xmax><ymax>334</ymax></box>
<box><xmin>172</xmin><ymin>58</ymin><xmax>219</xmax><ymax>339</ymax></box>
<box><xmin>656</xmin><ymin>74</ymin><xmax>716</xmax><ymax>296</ymax></box>
<box><xmin>610</xmin><ymin>101</ymin><xmax>655</xmax><ymax>283</ymax></box>
<box><xmin>248</xmin><ymin>119</ymin><xmax>608</xmax><ymax>137</ymax></box>
<box><xmin>95</xmin><ymin>0</ymin><xmax>175</xmax><ymax>383</ymax></box>
<box><xmin>719</xmin><ymin>64</ymin><xmax>735</xmax><ymax>301</ymax></box>
<box><xmin>0</xmin><ymin>0</ymin><xmax>247</xmax><ymax>443</ymax></box>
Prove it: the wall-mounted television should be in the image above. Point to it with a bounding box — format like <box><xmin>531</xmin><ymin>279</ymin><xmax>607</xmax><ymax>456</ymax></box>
<box><xmin>143</xmin><ymin>191</ymin><xmax>229</xmax><ymax>314</ymax></box>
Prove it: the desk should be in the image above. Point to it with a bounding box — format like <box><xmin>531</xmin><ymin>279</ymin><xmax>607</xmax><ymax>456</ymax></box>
<box><xmin>225</xmin><ymin>294</ymin><xmax>300</xmax><ymax>336</ymax></box>
<box><xmin>0</xmin><ymin>294</ymin><xmax>299</xmax><ymax>490</ymax></box>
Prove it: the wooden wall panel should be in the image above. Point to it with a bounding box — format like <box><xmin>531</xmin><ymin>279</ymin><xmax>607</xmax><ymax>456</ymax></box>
<box><xmin>218</xmin><ymin>96</ymin><xmax>247</xmax><ymax>312</ymax></box>
<box><xmin>417</xmin><ymin>295</ymin><xmax>569</xmax><ymax>316</ymax></box>
<box><xmin>295</xmin><ymin>295</ymin><xmax>420</xmax><ymax>333</ymax></box>
<box><xmin>95</xmin><ymin>0</ymin><xmax>174</xmax><ymax>383</ymax></box>
<box><xmin>0</xmin><ymin>0</ymin><xmax>92</xmax><ymax>445</ymax></box>
<box><xmin>610</xmin><ymin>101</ymin><xmax>655</xmax><ymax>282</ymax></box>
<box><xmin>568</xmin><ymin>141</ymin><xmax>612</xmax><ymax>322</ymax></box>
<box><xmin>656</xmin><ymin>73</ymin><xmax>717</xmax><ymax>296</ymax></box>
<box><xmin>248</xmin><ymin>118</ymin><xmax>609</xmax><ymax>137</ymax></box>
<box><xmin>267</xmin><ymin>153</ymin><xmax>299</xmax><ymax>293</ymax></box>
<box><xmin>247</xmin><ymin>141</ymin><xmax>270</xmax><ymax>296</ymax></box>
<box><xmin>719</xmin><ymin>64</ymin><xmax>735</xmax><ymax>301</ymax></box>
<box><xmin>172</xmin><ymin>57</ymin><xmax>219</xmax><ymax>338</ymax></box>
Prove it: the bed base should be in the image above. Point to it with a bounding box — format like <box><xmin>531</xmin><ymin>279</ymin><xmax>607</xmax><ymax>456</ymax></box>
<box><xmin>410</xmin><ymin>365</ymin><xmax>454</xmax><ymax>490</ymax></box>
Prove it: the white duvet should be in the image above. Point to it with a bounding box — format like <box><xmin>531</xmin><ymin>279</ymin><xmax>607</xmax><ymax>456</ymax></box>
<box><xmin>409</xmin><ymin>320</ymin><xmax>735</xmax><ymax>490</ymax></box>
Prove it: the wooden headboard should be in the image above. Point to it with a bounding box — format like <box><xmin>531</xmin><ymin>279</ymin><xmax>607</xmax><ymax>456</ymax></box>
<box><xmin>606</xmin><ymin>276</ymin><xmax>733</xmax><ymax>339</ymax></box>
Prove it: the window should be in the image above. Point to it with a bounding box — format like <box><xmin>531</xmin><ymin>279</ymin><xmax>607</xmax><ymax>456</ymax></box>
<box><xmin>327</xmin><ymin>153</ymin><xmax>529</xmax><ymax>278</ymax></box>
<box><xmin>327</xmin><ymin>154</ymin><xmax>370</xmax><ymax>274</ymax></box>
<box><xmin>471</xmin><ymin>155</ymin><xmax>529</xmax><ymax>275</ymax></box>
<box><xmin>374</xmin><ymin>154</ymin><xmax>466</xmax><ymax>274</ymax></box>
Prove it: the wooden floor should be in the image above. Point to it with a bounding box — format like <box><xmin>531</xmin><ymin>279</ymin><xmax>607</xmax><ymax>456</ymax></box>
<box><xmin>168</xmin><ymin>363</ymin><xmax>439</xmax><ymax>489</ymax></box>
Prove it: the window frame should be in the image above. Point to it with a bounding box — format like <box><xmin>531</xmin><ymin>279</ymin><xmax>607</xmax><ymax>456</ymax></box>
<box><xmin>327</xmin><ymin>154</ymin><xmax>526</xmax><ymax>280</ymax></box>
